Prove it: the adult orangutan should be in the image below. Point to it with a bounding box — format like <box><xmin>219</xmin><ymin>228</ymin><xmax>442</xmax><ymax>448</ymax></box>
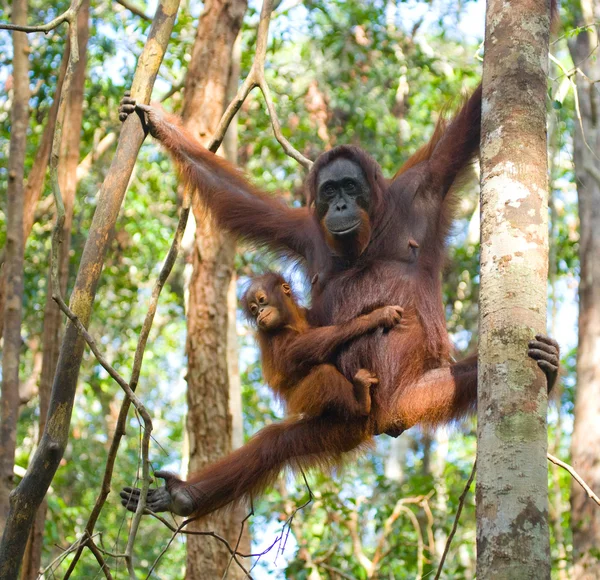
<box><xmin>118</xmin><ymin>89</ymin><xmax>559</xmax><ymax>518</ymax></box>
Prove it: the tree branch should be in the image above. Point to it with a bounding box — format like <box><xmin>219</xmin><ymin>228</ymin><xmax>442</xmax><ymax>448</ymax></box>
<box><xmin>115</xmin><ymin>0</ymin><xmax>152</xmax><ymax>21</ymax></box>
<box><xmin>548</xmin><ymin>453</ymin><xmax>600</xmax><ymax>507</ymax></box>
<box><xmin>206</xmin><ymin>0</ymin><xmax>312</xmax><ymax>168</ymax></box>
<box><xmin>435</xmin><ymin>461</ymin><xmax>476</xmax><ymax>580</ymax></box>
<box><xmin>0</xmin><ymin>0</ymin><xmax>80</xmax><ymax>32</ymax></box>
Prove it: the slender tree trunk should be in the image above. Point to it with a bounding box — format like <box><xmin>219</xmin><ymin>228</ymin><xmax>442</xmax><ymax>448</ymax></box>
<box><xmin>477</xmin><ymin>0</ymin><xmax>551</xmax><ymax>578</ymax></box>
<box><xmin>20</xmin><ymin>4</ymin><xmax>90</xmax><ymax>576</ymax></box>
<box><xmin>568</xmin><ymin>3</ymin><xmax>600</xmax><ymax>576</ymax></box>
<box><xmin>179</xmin><ymin>1</ymin><xmax>248</xmax><ymax>575</ymax></box>
<box><xmin>0</xmin><ymin>2</ymin><xmax>179</xmax><ymax>575</ymax></box>
<box><xmin>0</xmin><ymin>0</ymin><xmax>30</xmax><ymax>530</ymax></box>
<box><xmin>0</xmin><ymin>41</ymin><xmax>67</xmax><ymax>342</ymax></box>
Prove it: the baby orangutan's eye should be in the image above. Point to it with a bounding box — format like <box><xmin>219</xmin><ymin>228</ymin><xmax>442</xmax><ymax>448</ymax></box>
<box><xmin>250</xmin><ymin>304</ymin><xmax>258</xmax><ymax>315</ymax></box>
<box><xmin>258</xmin><ymin>296</ymin><xmax>266</xmax><ymax>305</ymax></box>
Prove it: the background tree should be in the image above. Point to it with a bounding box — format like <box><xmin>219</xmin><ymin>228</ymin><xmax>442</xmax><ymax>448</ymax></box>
<box><xmin>0</xmin><ymin>0</ymin><xmax>29</xmax><ymax>529</ymax></box>
<box><xmin>567</xmin><ymin>1</ymin><xmax>600</xmax><ymax>576</ymax></box>
<box><xmin>176</xmin><ymin>0</ymin><xmax>249</xmax><ymax>575</ymax></box>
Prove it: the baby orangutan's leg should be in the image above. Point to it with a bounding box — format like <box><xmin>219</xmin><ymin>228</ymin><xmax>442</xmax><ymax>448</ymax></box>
<box><xmin>287</xmin><ymin>364</ymin><xmax>376</xmax><ymax>418</ymax></box>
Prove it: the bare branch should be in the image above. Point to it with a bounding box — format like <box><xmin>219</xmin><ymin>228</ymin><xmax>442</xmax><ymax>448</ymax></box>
<box><xmin>145</xmin><ymin>514</ymin><xmax>252</xmax><ymax>579</ymax></box>
<box><xmin>206</xmin><ymin>0</ymin><xmax>312</xmax><ymax>168</ymax></box>
<box><xmin>116</xmin><ymin>0</ymin><xmax>152</xmax><ymax>21</ymax></box>
<box><xmin>63</xmin><ymin>195</ymin><xmax>191</xmax><ymax>578</ymax></box>
<box><xmin>435</xmin><ymin>461</ymin><xmax>476</xmax><ymax>580</ymax></box>
<box><xmin>87</xmin><ymin>537</ymin><xmax>115</xmax><ymax>580</ymax></box>
<box><xmin>0</xmin><ymin>0</ymin><xmax>80</xmax><ymax>32</ymax></box>
<box><xmin>548</xmin><ymin>453</ymin><xmax>600</xmax><ymax>507</ymax></box>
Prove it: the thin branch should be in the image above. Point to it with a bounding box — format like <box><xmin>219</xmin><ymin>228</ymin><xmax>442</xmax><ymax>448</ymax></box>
<box><xmin>87</xmin><ymin>536</ymin><xmax>115</xmax><ymax>580</ymax></box>
<box><xmin>397</xmin><ymin>504</ymin><xmax>424</xmax><ymax>580</ymax></box>
<box><xmin>116</xmin><ymin>0</ymin><xmax>152</xmax><ymax>21</ymax></box>
<box><xmin>63</xmin><ymin>196</ymin><xmax>191</xmax><ymax>578</ymax></box>
<box><xmin>145</xmin><ymin>515</ymin><xmax>252</xmax><ymax>579</ymax></box>
<box><xmin>222</xmin><ymin>509</ymin><xmax>254</xmax><ymax>580</ymax></box>
<box><xmin>435</xmin><ymin>461</ymin><xmax>476</xmax><ymax>580</ymax></box>
<box><xmin>548</xmin><ymin>453</ymin><xmax>600</xmax><ymax>507</ymax></box>
<box><xmin>0</xmin><ymin>0</ymin><xmax>80</xmax><ymax>32</ymax></box>
<box><xmin>364</xmin><ymin>494</ymin><xmax>432</xmax><ymax>577</ymax></box>
<box><xmin>347</xmin><ymin>507</ymin><xmax>374</xmax><ymax>576</ymax></box>
<box><xmin>206</xmin><ymin>0</ymin><xmax>312</xmax><ymax>168</ymax></box>
<box><xmin>318</xmin><ymin>563</ymin><xmax>358</xmax><ymax>580</ymax></box>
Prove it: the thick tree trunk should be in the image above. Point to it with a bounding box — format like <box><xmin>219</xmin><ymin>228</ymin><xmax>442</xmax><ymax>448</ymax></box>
<box><xmin>0</xmin><ymin>0</ymin><xmax>30</xmax><ymax>530</ymax></box>
<box><xmin>20</xmin><ymin>4</ymin><xmax>90</xmax><ymax>577</ymax></box>
<box><xmin>179</xmin><ymin>1</ymin><xmax>248</xmax><ymax>576</ymax></box>
<box><xmin>477</xmin><ymin>0</ymin><xmax>551</xmax><ymax>578</ymax></box>
<box><xmin>568</xmin><ymin>3</ymin><xmax>600</xmax><ymax>576</ymax></box>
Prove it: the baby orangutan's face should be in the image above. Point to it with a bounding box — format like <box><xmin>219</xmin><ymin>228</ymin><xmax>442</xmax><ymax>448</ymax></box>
<box><xmin>246</xmin><ymin>282</ymin><xmax>291</xmax><ymax>331</ymax></box>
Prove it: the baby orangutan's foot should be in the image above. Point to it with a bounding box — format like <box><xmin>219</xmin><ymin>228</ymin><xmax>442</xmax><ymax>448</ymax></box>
<box><xmin>353</xmin><ymin>369</ymin><xmax>378</xmax><ymax>415</ymax></box>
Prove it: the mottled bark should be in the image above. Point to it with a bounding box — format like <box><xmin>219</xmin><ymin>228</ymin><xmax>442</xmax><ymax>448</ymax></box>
<box><xmin>0</xmin><ymin>1</ymin><xmax>179</xmax><ymax>576</ymax></box>
<box><xmin>477</xmin><ymin>0</ymin><xmax>551</xmax><ymax>578</ymax></box>
<box><xmin>180</xmin><ymin>1</ymin><xmax>248</xmax><ymax>576</ymax></box>
<box><xmin>20</xmin><ymin>4</ymin><xmax>90</xmax><ymax>577</ymax></box>
<box><xmin>0</xmin><ymin>0</ymin><xmax>30</xmax><ymax>530</ymax></box>
<box><xmin>568</xmin><ymin>3</ymin><xmax>600</xmax><ymax>576</ymax></box>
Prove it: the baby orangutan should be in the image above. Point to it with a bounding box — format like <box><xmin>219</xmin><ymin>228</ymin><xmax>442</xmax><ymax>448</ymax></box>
<box><xmin>121</xmin><ymin>273</ymin><xmax>403</xmax><ymax>518</ymax></box>
<box><xmin>243</xmin><ymin>272</ymin><xmax>404</xmax><ymax>419</ymax></box>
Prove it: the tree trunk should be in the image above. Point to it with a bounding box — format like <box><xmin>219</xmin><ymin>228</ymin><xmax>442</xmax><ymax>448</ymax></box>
<box><xmin>0</xmin><ymin>46</ymin><xmax>67</xmax><ymax>343</ymax></box>
<box><xmin>20</xmin><ymin>4</ymin><xmax>90</xmax><ymax>576</ymax></box>
<box><xmin>0</xmin><ymin>0</ymin><xmax>30</xmax><ymax>530</ymax></box>
<box><xmin>477</xmin><ymin>0</ymin><xmax>551</xmax><ymax>578</ymax></box>
<box><xmin>0</xmin><ymin>3</ymin><xmax>179</xmax><ymax>575</ymax></box>
<box><xmin>568</xmin><ymin>3</ymin><xmax>600</xmax><ymax>576</ymax></box>
<box><xmin>179</xmin><ymin>1</ymin><xmax>248</xmax><ymax>576</ymax></box>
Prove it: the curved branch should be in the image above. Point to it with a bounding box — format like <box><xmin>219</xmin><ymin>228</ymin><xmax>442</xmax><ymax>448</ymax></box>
<box><xmin>0</xmin><ymin>0</ymin><xmax>80</xmax><ymax>32</ymax></box>
<box><xmin>206</xmin><ymin>0</ymin><xmax>312</xmax><ymax>168</ymax></box>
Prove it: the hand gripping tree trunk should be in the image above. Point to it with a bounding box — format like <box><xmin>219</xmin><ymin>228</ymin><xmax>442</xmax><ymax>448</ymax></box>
<box><xmin>0</xmin><ymin>1</ymin><xmax>179</xmax><ymax>577</ymax></box>
<box><xmin>477</xmin><ymin>0</ymin><xmax>552</xmax><ymax>578</ymax></box>
<box><xmin>568</xmin><ymin>1</ymin><xmax>600</xmax><ymax>576</ymax></box>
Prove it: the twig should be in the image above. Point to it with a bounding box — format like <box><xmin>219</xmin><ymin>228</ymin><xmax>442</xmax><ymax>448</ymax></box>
<box><xmin>87</xmin><ymin>536</ymin><xmax>115</xmax><ymax>580</ymax></box>
<box><xmin>548</xmin><ymin>453</ymin><xmax>600</xmax><ymax>507</ymax></box>
<box><xmin>318</xmin><ymin>563</ymin><xmax>358</xmax><ymax>580</ymax></box>
<box><xmin>206</xmin><ymin>0</ymin><xmax>312</xmax><ymax>168</ymax></box>
<box><xmin>0</xmin><ymin>0</ymin><xmax>81</xmax><ymax>32</ymax></box>
<box><xmin>145</xmin><ymin>515</ymin><xmax>252</xmax><ymax>579</ymax></box>
<box><xmin>347</xmin><ymin>505</ymin><xmax>374</xmax><ymax>576</ymax></box>
<box><xmin>116</xmin><ymin>0</ymin><xmax>152</xmax><ymax>21</ymax></box>
<box><xmin>397</xmin><ymin>504</ymin><xmax>424</xmax><ymax>580</ymax></box>
<box><xmin>434</xmin><ymin>461</ymin><xmax>476</xmax><ymax>580</ymax></box>
<box><xmin>222</xmin><ymin>509</ymin><xmax>254</xmax><ymax>579</ymax></box>
<box><xmin>63</xmin><ymin>196</ymin><xmax>191</xmax><ymax>578</ymax></box>
<box><xmin>124</xmin><ymin>195</ymin><xmax>192</xmax><ymax>573</ymax></box>
<box><xmin>369</xmin><ymin>494</ymin><xmax>431</xmax><ymax>576</ymax></box>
